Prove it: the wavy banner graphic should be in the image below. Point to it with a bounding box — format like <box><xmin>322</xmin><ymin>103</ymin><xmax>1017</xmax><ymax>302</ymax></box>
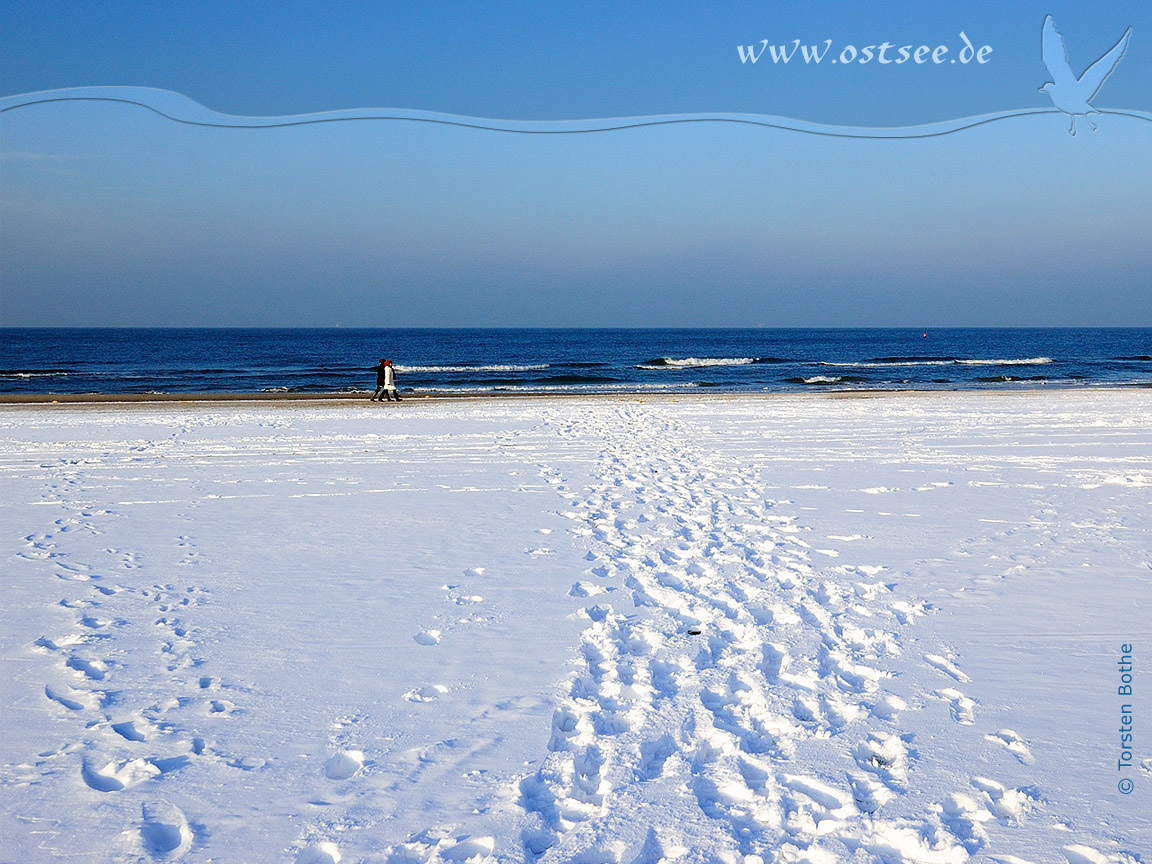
<box><xmin>2</xmin><ymin>86</ymin><xmax>1150</xmax><ymax>140</ymax></box>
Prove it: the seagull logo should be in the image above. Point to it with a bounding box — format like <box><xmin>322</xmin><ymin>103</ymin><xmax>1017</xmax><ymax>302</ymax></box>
<box><xmin>1040</xmin><ymin>15</ymin><xmax>1132</xmax><ymax>135</ymax></box>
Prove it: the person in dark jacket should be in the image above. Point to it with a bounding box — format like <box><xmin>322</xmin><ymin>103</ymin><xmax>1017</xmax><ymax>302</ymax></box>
<box><xmin>370</xmin><ymin>359</ymin><xmax>386</xmax><ymax>401</ymax></box>
<box><xmin>370</xmin><ymin>359</ymin><xmax>401</xmax><ymax>402</ymax></box>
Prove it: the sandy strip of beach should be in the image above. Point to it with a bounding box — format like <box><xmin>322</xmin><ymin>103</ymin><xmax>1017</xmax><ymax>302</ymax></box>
<box><xmin>0</xmin><ymin>390</ymin><xmax>885</xmax><ymax>404</ymax></box>
<box><xmin>0</xmin><ymin>391</ymin><xmax>451</xmax><ymax>404</ymax></box>
<box><xmin>0</xmin><ymin>390</ymin><xmax>797</xmax><ymax>404</ymax></box>
<box><xmin>1</xmin><ymin>390</ymin><xmax>1149</xmax><ymax>863</ymax></box>
<box><xmin>5</xmin><ymin>384</ymin><xmax>1148</xmax><ymax>405</ymax></box>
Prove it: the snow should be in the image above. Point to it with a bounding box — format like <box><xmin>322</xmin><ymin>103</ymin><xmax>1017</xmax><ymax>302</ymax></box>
<box><xmin>1</xmin><ymin>391</ymin><xmax>1149</xmax><ymax>862</ymax></box>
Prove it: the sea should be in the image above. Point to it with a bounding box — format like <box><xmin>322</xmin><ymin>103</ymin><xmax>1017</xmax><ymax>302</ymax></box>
<box><xmin>2</xmin><ymin>328</ymin><xmax>1151</xmax><ymax>396</ymax></box>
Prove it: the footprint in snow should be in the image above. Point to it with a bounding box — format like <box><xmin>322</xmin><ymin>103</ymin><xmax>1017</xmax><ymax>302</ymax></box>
<box><xmin>81</xmin><ymin>757</ymin><xmax>160</xmax><ymax>792</ymax></box>
<box><xmin>569</xmin><ymin>582</ymin><xmax>607</xmax><ymax>598</ymax></box>
<box><xmin>934</xmin><ymin>688</ymin><xmax>977</xmax><ymax>724</ymax></box>
<box><xmin>868</xmin><ymin>693</ymin><xmax>908</xmax><ymax>721</ymax></box>
<box><xmin>970</xmin><ymin>775</ymin><xmax>1034</xmax><ymax>821</ymax></box>
<box><xmin>380</xmin><ymin>831</ymin><xmax>494</xmax><ymax>863</ymax></box>
<box><xmin>323</xmin><ymin>750</ymin><xmax>364</xmax><ymax>780</ymax></box>
<box><xmin>1062</xmin><ymin>844</ymin><xmax>1118</xmax><ymax>864</ymax></box>
<box><xmin>34</xmin><ymin>633</ymin><xmax>84</xmax><ymax>652</ymax></box>
<box><xmin>853</xmin><ymin>733</ymin><xmax>912</xmax><ymax>790</ymax></box>
<box><xmin>111</xmin><ymin>719</ymin><xmax>150</xmax><ymax>742</ymax></box>
<box><xmin>636</xmin><ymin>734</ymin><xmax>677</xmax><ymax>780</ymax></box>
<box><xmin>413</xmin><ymin>630</ymin><xmax>441</xmax><ymax>646</ymax></box>
<box><xmin>891</xmin><ymin>599</ymin><xmax>928</xmax><ymax>625</ymax></box>
<box><xmin>986</xmin><ymin>729</ymin><xmax>1034</xmax><ymax>764</ymax></box>
<box><xmin>780</xmin><ymin>772</ymin><xmax>855</xmax><ymax>818</ymax></box>
<box><xmin>295</xmin><ymin>842</ymin><xmax>341</xmax><ymax>864</ymax></box>
<box><xmin>140</xmin><ymin>802</ymin><xmax>193</xmax><ymax>859</ymax></box>
<box><xmin>939</xmin><ymin>792</ymin><xmax>990</xmax><ymax>852</ymax></box>
<box><xmin>404</xmin><ymin>685</ymin><xmax>448</xmax><ymax>703</ymax></box>
<box><xmin>207</xmin><ymin>699</ymin><xmax>238</xmax><ymax>716</ymax></box>
<box><xmin>924</xmin><ymin>653</ymin><xmax>970</xmax><ymax>682</ymax></box>
<box><xmin>848</xmin><ymin>773</ymin><xmax>895</xmax><ymax>813</ymax></box>
<box><xmin>56</xmin><ymin>570</ymin><xmax>92</xmax><ymax>582</ymax></box>
<box><xmin>66</xmin><ymin>655</ymin><xmax>109</xmax><ymax>681</ymax></box>
<box><xmin>45</xmin><ymin>683</ymin><xmax>98</xmax><ymax>711</ymax></box>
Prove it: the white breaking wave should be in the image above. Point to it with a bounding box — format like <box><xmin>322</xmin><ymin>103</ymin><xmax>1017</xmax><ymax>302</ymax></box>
<box><xmin>957</xmin><ymin>357</ymin><xmax>1053</xmax><ymax>366</ymax></box>
<box><xmin>822</xmin><ymin>360</ymin><xmax>954</xmax><ymax>368</ymax></box>
<box><xmin>822</xmin><ymin>357</ymin><xmax>1053</xmax><ymax>368</ymax></box>
<box><xmin>637</xmin><ymin>357</ymin><xmax>757</xmax><ymax>370</ymax></box>
<box><xmin>395</xmin><ymin>364</ymin><xmax>549</xmax><ymax>373</ymax></box>
<box><xmin>802</xmin><ymin>376</ymin><xmax>842</xmax><ymax>384</ymax></box>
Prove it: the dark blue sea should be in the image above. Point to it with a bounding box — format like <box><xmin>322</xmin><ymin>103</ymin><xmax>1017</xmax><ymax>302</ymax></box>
<box><xmin>2</xmin><ymin>329</ymin><xmax>1150</xmax><ymax>395</ymax></box>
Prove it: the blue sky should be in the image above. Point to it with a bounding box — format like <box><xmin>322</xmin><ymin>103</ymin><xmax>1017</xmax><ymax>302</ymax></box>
<box><xmin>2</xmin><ymin>1</ymin><xmax>1150</xmax><ymax>326</ymax></box>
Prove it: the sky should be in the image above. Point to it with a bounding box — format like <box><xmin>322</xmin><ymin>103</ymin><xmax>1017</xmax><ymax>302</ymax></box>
<box><xmin>1</xmin><ymin>1</ymin><xmax>1150</xmax><ymax>327</ymax></box>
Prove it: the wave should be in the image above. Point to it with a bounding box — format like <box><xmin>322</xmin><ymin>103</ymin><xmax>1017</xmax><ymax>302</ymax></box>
<box><xmin>784</xmin><ymin>375</ymin><xmax>869</xmax><ymax>385</ymax></box>
<box><xmin>974</xmin><ymin>375</ymin><xmax>1051</xmax><ymax>383</ymax></box>
<box><xmin>822</xmin><ymin>356</ymin><xmax>1052</xmax><ymax>368</ymax></box>
<box><xmin>823</xmin><ymin>360</ymin><xmax>954</xmax><ymax>368</ymax></box>
<box><xmin>0</xmin><ymin>370</ymin><xmax>71</xmax><ymax>378</ymax></box>
<box><xmin>454</xmin><ymin>375</ymin><xmax>621</xmax><ymax>386</ymax></box>
<box><xmin>869</xmin><ymin>356</ymin><xmax>959</xmax><ymax>363</ymax></box>
<box><xmin>532</xmin><ymin>375</ymin><xmax>620</xmax><ymax>385</ymax></box>
<box><xmin>637</xmin><ymin>357</ymin><xmax>780</xmax><ymax>369</ymax></box>
<box><xmin>395</xmin><ymin>364</ymin><xmax>549</xmax><ymax>373</ymax></box>
<box><xmin>1116</xmin><ymin>355</ymin><xmax>1152</xmax><ymax>361</ymax></box>
<box><xmin>957</xmin><ymin>357</ymin><xmax>1052</xmax><ymax>366</ymax></box>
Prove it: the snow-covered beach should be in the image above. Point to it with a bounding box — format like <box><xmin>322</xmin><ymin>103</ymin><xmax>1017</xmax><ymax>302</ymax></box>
<box><xmin>1</xmin><ymin>391</ymin><xmax>1149</xmax><ymax>863</ymax></box>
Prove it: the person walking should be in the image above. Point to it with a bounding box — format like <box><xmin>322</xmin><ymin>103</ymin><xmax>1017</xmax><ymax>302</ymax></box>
<box><xmin>370</xmin><ymin>359</ymin><xmax>387</xmax><ymax>401</ymax></box>
<box><xmin>371</xmin><ymin>359</ymin><xmax>401</xmax><ymax>402</ymax></box>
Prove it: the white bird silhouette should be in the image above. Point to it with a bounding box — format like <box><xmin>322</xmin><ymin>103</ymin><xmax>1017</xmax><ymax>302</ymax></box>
<box><xmin>1040</xmin><ymin>15</ymin><xmax>1132</xmax><ymax>135</ymax></box>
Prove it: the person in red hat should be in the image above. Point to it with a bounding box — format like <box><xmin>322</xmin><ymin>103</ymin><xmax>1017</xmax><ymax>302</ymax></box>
<box><xmin>370</xmin><ymin>359</ymin><xmax>401</xmax><ymax>402</ymax></box>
